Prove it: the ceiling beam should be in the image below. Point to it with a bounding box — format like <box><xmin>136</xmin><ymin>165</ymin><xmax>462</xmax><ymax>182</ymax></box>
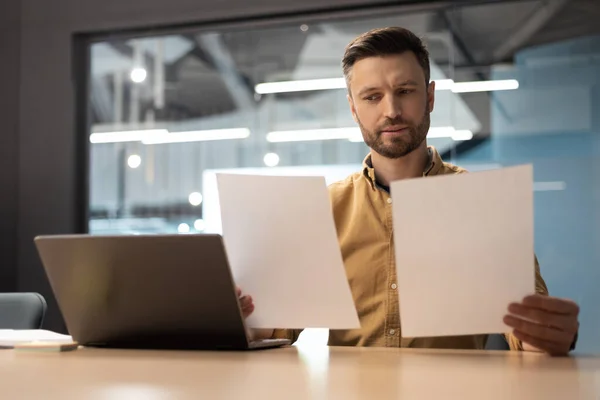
<box><xmin>492</xmin><ymin>0</ymin><xmax>570</xmax><ymax>62</ymax></box>
<box><xmin>195</xmin><ymin>33</ymin><xmax>255</xmax><ymax>111</ymax></box>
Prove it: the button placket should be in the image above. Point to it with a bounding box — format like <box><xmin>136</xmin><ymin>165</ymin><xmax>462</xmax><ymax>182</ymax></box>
<box><xmin>384</xmin><ymin>200</ymin><xmax>400</xmax><ymax>347</ymax></box>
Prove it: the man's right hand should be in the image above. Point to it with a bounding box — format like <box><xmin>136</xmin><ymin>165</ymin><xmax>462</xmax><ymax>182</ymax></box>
<box><xmin>236</xmin><ymin>286</ymin><xmax>274</xmax><ymax>340</ymax></box>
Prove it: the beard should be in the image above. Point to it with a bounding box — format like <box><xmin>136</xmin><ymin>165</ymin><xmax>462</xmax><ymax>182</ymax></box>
<box><xmin>357</xmin><ymin>109</ymin><xmax>430</xmax><ymax>159</ymax></box>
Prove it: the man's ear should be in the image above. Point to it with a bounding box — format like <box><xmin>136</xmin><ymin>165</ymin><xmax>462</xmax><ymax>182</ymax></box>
<box><xmin>347</xmin><ymin>94</ymin><xmax>358</xmax><ymax>124</ymax></box>
<box><xmin>427</xmin><ymin>81</ymin><xmax>435</xmax><ymax>113</ymax></box>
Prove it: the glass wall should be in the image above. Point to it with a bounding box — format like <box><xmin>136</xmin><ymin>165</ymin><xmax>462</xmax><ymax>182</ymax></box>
<box><xmin>88</xmin><ymin>7</ymin><xmax>468</xmax><ymax>235</ymax></box>
<box><xmin>446</xmin><ymin>1</ymin><xmax>600</xmax><ymax>354</ymax></box>
<box><xmin>87</xmin><ymin>0</ymin><xmax>599</xmax><ymax>352</ymax></box>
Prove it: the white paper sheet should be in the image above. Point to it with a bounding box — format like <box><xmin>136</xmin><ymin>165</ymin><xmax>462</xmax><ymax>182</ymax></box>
<box><xmin>0</xmin><ymin>330</ymin><xmax>73</xmax><ymax>348</ymax></box>
<box><xmin>216</xmin><ymin>173</ymin><xmax>360</xmax><ymax>330</ymax></box>
<box><xmin>391</xmin><ymin>165</ymin><xmax>535</xmax><ymax>338</ymax></box>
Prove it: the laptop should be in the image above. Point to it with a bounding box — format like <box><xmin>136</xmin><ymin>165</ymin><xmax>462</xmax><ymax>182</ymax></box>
<box><xmin>34</xmin><ymin>234</ymin><xmax>291</xmax><ymax>350</ymax></box>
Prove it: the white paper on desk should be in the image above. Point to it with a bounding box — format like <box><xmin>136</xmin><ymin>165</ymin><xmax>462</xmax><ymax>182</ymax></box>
<box><xmin>391</xmin><ymin>165</ymin><xmax>535</xmax><ymax>338</ymax></box>
<box><xmin>216</xmin><ymin>173</ymin><xmax>360</xmax><ymax>330</ymax></box>
<box><xmin>0</xmin><ymin>330</ymin><xmax>73</xmax><ymax>348</ymax></box>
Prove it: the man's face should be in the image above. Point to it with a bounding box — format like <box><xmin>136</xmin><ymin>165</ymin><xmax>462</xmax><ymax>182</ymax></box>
<box><xmin>347</xmin><ymin>52</ymin><xmax>435</xmax><ymax>159</ymax></box>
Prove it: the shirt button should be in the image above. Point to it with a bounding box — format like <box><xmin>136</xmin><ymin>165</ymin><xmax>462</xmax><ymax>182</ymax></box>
<box><xmin>391</xmin><ymin>283</ymin><xmax>397</xmax><ymax>290</ymax></box>
<box><xmin>387</xmin><ymin>198</ymin><xmax>393</xmax><ymax>204</ymax></box>
<box><xmin>389</xmin><ymin>329</ymin><xmax>396</xmax><ymax>335</ymax></box>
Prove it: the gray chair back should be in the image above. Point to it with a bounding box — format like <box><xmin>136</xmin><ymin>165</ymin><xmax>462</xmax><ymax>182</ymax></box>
<box><xmin>0</xmin><ymin>293</ymin><xmax>47</xmax><ymax>329</ymax></box>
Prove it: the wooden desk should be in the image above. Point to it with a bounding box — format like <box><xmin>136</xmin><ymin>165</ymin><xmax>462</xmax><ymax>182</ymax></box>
<box><xmin>1</xmin><ymin>346</ymin><xmax>598</xmax><ymax>399</ymax></box>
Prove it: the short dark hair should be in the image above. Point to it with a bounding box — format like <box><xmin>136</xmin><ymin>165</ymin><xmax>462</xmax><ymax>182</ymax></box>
<box><xmin>342</xmin><ymin>27</ymin><xmax>431</xmax><ymax>91</ymax></box>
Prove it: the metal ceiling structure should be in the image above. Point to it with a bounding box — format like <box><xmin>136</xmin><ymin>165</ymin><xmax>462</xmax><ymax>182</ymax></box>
<box><xmin>91</xmin><ymin>0</ymin><xmax>600</xmax><ymax>127</ymax></box>
<box><xmin>86</xmin><ymin>0</ymin><xmax>600</xmax><ymax>232</ymax></box>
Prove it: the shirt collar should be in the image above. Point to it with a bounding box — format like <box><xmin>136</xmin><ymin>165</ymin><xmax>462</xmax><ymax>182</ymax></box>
<box><xmin>361</xmin><ymin>146</ymin><xmax>443</xmax><ymax>190</ymax></box>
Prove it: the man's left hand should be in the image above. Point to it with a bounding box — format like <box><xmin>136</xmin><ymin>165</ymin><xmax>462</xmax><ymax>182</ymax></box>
<box><xmin>504</xmin><ymin>294</ymin><xmax>579</xmax><ymax>356</ymax></box>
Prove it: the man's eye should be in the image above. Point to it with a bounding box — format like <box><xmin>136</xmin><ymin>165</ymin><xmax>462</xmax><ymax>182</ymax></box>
<box><xmin>364</xmin><ymin>95</ymin><xmax>380</xmax><ymax>101</ymax></box>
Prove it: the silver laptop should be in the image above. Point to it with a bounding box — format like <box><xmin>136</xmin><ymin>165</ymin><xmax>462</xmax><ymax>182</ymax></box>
<box><xmin>34</xmin><ymin>234</ymin><xmax>290</xmax><ymax>350</ymax></box>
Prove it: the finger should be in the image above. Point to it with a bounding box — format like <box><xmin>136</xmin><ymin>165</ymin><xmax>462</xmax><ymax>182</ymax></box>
<box><xmin>521</xmin><ymin>294</ymin><xmax>579</xmax><ymax>315</ymax></box>
<box><xmin>236</xmin><ymin>287</ymin><xmax>242</xmax><ymax>298</ymax></box>
<box><xmin>512</xmin><ymin>329</ymin><xmax>569</xmax><ymax>356</ymax></box>
<box><xmin>242</xmin><ymin>303</ymin><xmax>255</xmax><ymax>318</ymax></box>
<box><xmin>239</xmin><ymin>295</ymin><xmax>253</xmax><ymax>308</ymax></box>
<box><xmin>507</xmin><ymin>303</ymin><xmax>579</xmax><ymax>333</ymax></box>
<box><xmin>504</xmin><ymin>315</ymin><xmax>572</xmax><ymax>344</ymax></box>
<box><xmin>242</xmin><ymin>305</ymin><xmax>254</xmax><ymax>315</ymax></box>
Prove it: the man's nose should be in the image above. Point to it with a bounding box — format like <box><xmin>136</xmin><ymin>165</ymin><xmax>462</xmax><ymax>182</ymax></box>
<box><xmin>382</xmin><ymin>95</ymin><xmax>402</xmax><ymax>120</ymax></box>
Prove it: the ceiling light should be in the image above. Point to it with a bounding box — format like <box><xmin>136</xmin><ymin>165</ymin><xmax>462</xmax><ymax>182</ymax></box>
<box><xmin>90</xmin><ymin>129</ymin><xmax>168</xmax><ymax>144</ymax></box>
<box><xmin>433</xmin><ymin>79</ymin><xmax>455</xmax><ymax>90</ymax></box>
<box><xmin>267</xmin><ymin>127</ymin><xmax>362</xmax><ymax>143</ymax></box>
<box><xmin>194</xmin><ymin>219</ymin><xmax>206</xmax><ymax>231</ymax></box>
<box><xmin>188</xmin><ymin>192</ymin><xmax>203</xmax><ymax>206</ymax></box>
<box><xmin>90</xmin><ymin>128</ymin><xmax>250</xmax><ymax>144</ymax></box>
<box><xmin>533</xmin><ymin>181</ymin><xmax>566</xmax><ymax>191</ymax></box>
<box><xmin>130</xmin><ymin>68</ymin><xmax>147</xmax><ymax>83</ymax></box>
<box><xmin>127</xmin><ymin>155</ymin><xmax>142</xmax><ymax>169</ymax></box>
<box><xmin>451</xmin><ymin>130</ymin><xmax>474</xmax><ymax>141</ymax></box>
<box><xmin>450</xmin><ymin>79</ymin><xmax>519</xmax><ymax>93</ymax></box>
<box><xmin>255</xmin><ymin>78</ymin><xmax>346</xmax><ymax>94</ymax></box>
<box><xmin>263</xmin><ymin>152</ymin><xmax>280</xmax><ymax>167</ymax></box>
<box><xmin>177</xmin><ymin>223</ymin><xmax>190</xmax><ymax>234</ymax></box>
<box><xmin>426</xmin><ymin>126</ymin><xmax>457</xmax><ymax>138</ymax></box>
<box><xmin>255</xmin><ymin>77</ymin><xmax>519</xmax><ymax>94</ymax></box>
<box><xmin>349</xmin><ymin>126</ymin><xmax>473</xmax><ymax>142</ymax></box>
<box><xmin>269</xmin><ymin>127</ymin><xmax>473</xmax><ymax>143</ymax></box>
<box><xmin>141</xmin><ymin>128</ymin><xmax>250</xmax><ymax>144</ymax></box>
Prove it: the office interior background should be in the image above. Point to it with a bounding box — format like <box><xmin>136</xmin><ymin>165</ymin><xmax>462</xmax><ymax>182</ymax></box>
<box><xmin>1</xmin><ymin>0</ymin><xmax>598</xmax><ymax>353</ymax></box>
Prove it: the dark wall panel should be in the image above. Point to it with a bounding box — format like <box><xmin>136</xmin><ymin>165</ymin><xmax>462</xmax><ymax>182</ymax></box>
<box><xmin>0</xmin><ymin>0</ymin><xmax>21</xmax><ymax>293</ymax></box>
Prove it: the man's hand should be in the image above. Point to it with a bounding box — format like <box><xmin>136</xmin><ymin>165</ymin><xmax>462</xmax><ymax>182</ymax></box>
<box><xmin>236</xmin><ymin>286</ymin><xmax>274</xmax><ymax>341</ymax></box>
<box><xmin>504</xmin><ymin>294</ymin><xmax>579</xmax><ymax>356</ymax></box>
<box><xmin>236</xmin><ymin>286</ymin><xmax>255</xmax><ymax>319</ymax></box>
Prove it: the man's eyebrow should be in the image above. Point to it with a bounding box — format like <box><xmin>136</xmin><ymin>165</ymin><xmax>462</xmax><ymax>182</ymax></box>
<box><xmin>357</xmin><ymin>80</ymin><xmax>420</xmax><ymax>97</ymax></box>
<box><xmin>357</xmin><ymin>86</ymin><xmax>380</xmax><ymax>97</ymax></box>
<box><xmin>396</xmin><ymin>79</ymin><xmax>419</xmax><ymax>86</ymax></box>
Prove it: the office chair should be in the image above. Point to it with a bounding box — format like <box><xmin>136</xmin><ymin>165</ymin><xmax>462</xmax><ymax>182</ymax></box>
<box><xmin>485</xmin><ymin>333</ymin><xmax>510</xmax><ymax>350</ymax></box>
<box><xmin>0</xmin><ymin>293</ymin><xmax>47</xmax><ymax>329</ymax></box>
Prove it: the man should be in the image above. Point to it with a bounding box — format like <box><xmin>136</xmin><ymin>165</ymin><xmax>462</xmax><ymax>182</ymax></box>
<box><xmin>240</xmin><ymin>27</ymin><xmax>579</xmax><ymax>355</ymax></box>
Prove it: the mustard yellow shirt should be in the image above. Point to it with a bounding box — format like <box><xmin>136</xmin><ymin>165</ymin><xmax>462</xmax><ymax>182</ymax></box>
<box><xmin>274</xmin><ymin>146</ymin><xmax>548</xmax><ymax>350</ymax></box>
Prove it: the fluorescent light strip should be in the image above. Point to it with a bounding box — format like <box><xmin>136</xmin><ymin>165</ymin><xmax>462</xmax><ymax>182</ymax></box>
<box><xmin>421</xmin><ymin>126</ymin><xmax>474</xmax><ymax>141</ymax></box>
<box><xmin>351</xmin><ymin>127</ymin><xmax>473</xmax><ymax>142</ymax></box>
<box><xmin>533</xmin><ymin>181</ymin><xmax>566</xmax><ymax>192</ymax></box>
<box><xmin>270</xmin><ymin>126</ymin><xmax>472</xmax><ymax>143</ymax></box>
<box><xmin>267</xmin><ymin>127</ymin><xmax>362</xmax><ymax>143</ymax></box>
<box><xmin>433</xmin><ymin>79</ymin><xmax>455</xmax><ymax>90</ymax></box>
<box><xmin>142</xmin><ymin>128</ymin><xmax>250</xmax><ymax>144</ymax></box>
<box><xmin>424</xmin><ymin>126</ymin><xmax>456</xmax><ymax>138</ymax></box>
<box><xmin>450</xmin><ymin>79</ymin><xmax>519</xmax><ymax>93</ymax></box>
<box><xmin>256</xmin><ymin>78</ymin><xmax>347</xmax><ymax>94</ymax></box>
<box><xmin>451</xmin><ymin>130</ymin><xmax>473</xmax><ymax>141</ymax></box>
<box><xmin>255</xmin><ymin>77</ymin><xmax>519</xmax><ymax>94</ymax></box>
<box><xmin>90</xmin><ymin>129</ymin><xmax>168</xmax><ymax>144</ymax></box>
<box><xmin>90</xmin><ymin>128</ymin><xmax>250</xmax><ymax>144</ymax></box>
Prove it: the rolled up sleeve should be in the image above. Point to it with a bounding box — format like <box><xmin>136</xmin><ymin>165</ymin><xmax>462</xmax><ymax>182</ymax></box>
<box><xmin>272</xmin><ymin>329</ymin><xmax>304</xmax><ymax>344</ymax></box>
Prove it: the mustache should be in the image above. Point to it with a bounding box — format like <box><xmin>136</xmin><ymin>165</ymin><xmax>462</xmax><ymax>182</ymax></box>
<box><xmin>378</xmin><ymin>117</ymin><xmax>411</xmax><ymax>131</ymax></box>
